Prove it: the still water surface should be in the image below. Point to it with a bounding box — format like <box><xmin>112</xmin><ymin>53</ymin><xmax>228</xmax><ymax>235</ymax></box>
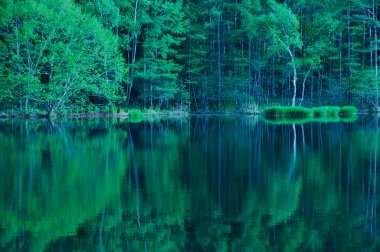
<box><xmin>0</xmin><ymin>116</ymin><xmax>379</xmax><ymax>251</ymax></box>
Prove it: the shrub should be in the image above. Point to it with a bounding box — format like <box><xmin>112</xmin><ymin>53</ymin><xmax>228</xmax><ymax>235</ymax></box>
<box><xmin>240</xmin><ymin>103</ymin><xmax>260</xmax><ymax>114</ymax></box>
<box><xmin>110</xmin><ymin>105</ymin><xmax>118</xmax><ymax>114</ymax></box>
<box><xmin>263</xmin><ymin>106</ymin><xmax>358</xmax><ymax>124</ymax></box>
<box><xmin>263</xmin><ymin>106</ymin><xmax>313</xmax><ymax>118</ymax></box>
<box><xmin>93</xmin><ymin>106</ymin><xmax>101</xmax><ymax>113</ymax></box>
<box><xmin>312</xmin><ymin>106</ymin><xmax>340</xmax><ymax>118</ymax></box>
<box><xmin>128</xmin><ymin>109</ymin><xmax>145</xmax><ymax>122</ymax></box>
<box><xmin>263</xmin><ymin>106</ymin><xmax>282</xmax><ymax>117</ymax></box>
<box><xmin>340</xmin><ymin>106</ymin><xmax>358</xmax><ymax>116</ymax></box>
<box><xmin>75</xmin><ymin>107</ymin><xmax>85</xmax><ymax>114</ymax></box>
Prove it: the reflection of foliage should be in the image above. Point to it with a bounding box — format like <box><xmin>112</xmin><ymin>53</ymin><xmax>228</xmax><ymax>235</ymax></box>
<box><xmin>121</xmin><ymin>122</ymin><xmax>190</xmax><ymax>251</ymax></box>
<box><xmin>231</xmin><ymin>174</ymin><xmax>302</xmax><ymax>251</ymax></box>
<box><xmin>0</xmin><ymin>120</ymin><xmax>130</xmax><ymax>251</ymax></box>
<box><xmin>1</xmin><ymin>118</ymin><xmax>380</xmax><ymax>251</ymax></box>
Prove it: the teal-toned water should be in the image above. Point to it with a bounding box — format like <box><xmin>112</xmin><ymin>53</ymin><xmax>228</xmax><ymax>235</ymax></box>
<box><xmin>0</xmin><ymin>116</ymin><xmax>379</xmax><ymax>251</ymax></box>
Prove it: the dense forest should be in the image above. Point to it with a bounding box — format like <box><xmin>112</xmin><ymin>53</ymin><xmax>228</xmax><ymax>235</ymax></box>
<box><xmin>0</xmin><ymin>0</ymin><xmax>380</xmax><ymax>113</ymax></box>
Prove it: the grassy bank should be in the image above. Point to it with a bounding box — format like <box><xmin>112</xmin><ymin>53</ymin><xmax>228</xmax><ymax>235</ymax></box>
<box><xmin>262</xmin><ymin>106</ymin><xmax>358</xmax><ymax>123</ymax></box>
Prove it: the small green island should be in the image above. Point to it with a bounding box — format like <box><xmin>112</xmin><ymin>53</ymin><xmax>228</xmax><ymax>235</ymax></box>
<box><xmin>263</xmin><ymin>106</ymin><xmax>358</xmax><ymax>124</ymax></box>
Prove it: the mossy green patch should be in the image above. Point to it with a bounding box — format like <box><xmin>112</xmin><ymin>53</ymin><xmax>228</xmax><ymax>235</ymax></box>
<box><xmin>263</xmin><ymin>106</ymin><xmax>313</xmax><ymax>118</ymax></box>
<box><xmin>262</xmin><ymin>106</ymin><xmax>358</xmax><ymax>124</ymax></box>
<box><xmin>312</xmin><ymin>106</ymin><xmax>341</xmax><ymax>118</ymax></box>
<box><xmin>339</xmin><ymin>106</ymin><xmax>358</xmax><ymax>116</ymax></box>
<box><xmin>128</xmin><ymin>109</ymin><xmax>145</xmax><ymax>123</ymax></box>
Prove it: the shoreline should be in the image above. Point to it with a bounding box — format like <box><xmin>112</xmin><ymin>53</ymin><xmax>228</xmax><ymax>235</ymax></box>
<box><xmin>0</xmin><ymin>110</ymin><xmax>192</xmax><ymax>120</ymax></box>
<box><xmin>0</xmin><ymin>108</ymin><xmax>377</xmax><ymax>120</ymax></box>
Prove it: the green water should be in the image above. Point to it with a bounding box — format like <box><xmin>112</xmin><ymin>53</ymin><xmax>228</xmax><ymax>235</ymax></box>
<box><xmin>0</xmin><ymin>116</ymin><xmax>379</xmax><ymax>251</ymax></box>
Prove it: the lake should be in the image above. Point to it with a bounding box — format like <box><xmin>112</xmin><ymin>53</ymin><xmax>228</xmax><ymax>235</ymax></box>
<box><xmin>0</xmin><ymin>116</ymin><xmax>379</xmax><ymax>251</ymax></box>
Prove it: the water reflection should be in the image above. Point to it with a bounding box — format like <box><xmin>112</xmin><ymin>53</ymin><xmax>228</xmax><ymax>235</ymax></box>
<box><xmin>0</xmin><ymin>117</ymin><xmax>379</xmax><ymax>251</ymax></box>
<box><xmin>0</xmin><ymin>120</ymin><xmax>130</xmax><ymax>251</ymax></box>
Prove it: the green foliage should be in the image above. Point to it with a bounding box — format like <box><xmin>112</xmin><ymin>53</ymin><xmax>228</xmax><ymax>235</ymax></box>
<box><xmin>264</xmin><ymin>106</ymin><xmax>313</xmax><ymax>118</ymax></box>
<box><xmin>263</xmin><ymin>106</ymin><xmax>358</xmax><ymax>123</ymax></box>
<box><xmin>266</xmin><ymin>0</ymin><xmax>303</xmax><ymax>51</ymax></box>
<box><xmin>133</xmin><ymin>0</ymin><xmax>189</xmax><ymax>107</ymax></box>
<box><xmin>0</xmin><ymin>0</ymin><xmax>127</xmax><ymax>113</ymax></box>
<box><xmin>312</xmin><ymin>106</ymin><xmax>341</xmax><ymax>117</ymax></box>
<box><xmin>351</xmin><ymin>69</ymin><xmax>379</xmax><ymax>108</ymax></box>
<box><xmin>0</xmin><ymin>0</ymin><xmax>379</xmax><ymax>112</ymax></box>
<box><xmin>340</xmin><ymin>106</ymin><xmax>358</xmax><ymax>116</ymax></box>
<box><xmin>128</xmin><ymin>108</ymin><xmax>145</xmax><ymax>122</ymax></box>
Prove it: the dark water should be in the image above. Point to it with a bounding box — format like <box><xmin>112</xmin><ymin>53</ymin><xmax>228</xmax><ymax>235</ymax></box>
<box><xmin>0</xmin><ymin>116</ymin><xmax>379</xmax><ymax>251</ymax></box>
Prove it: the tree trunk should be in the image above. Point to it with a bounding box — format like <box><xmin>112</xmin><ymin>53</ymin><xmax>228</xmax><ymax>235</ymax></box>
<box><xmin>310</xmin><ymin>66</ymin><xmax>314</xmax><ymax>102</ymax></box>
<box><xmin>363</xmin><ymin>21</ymin><xmax>366</xmax><ymax>68</ymax></box>
<box><xmin>127</xmin><ymin>0</ymin><xmax>139</xmax><ymax>105</ymax></box>
<box><xmin>288</xmin><ymin>48</ymin><xmax>297</xmax><ymax>106</ymax></box>
<box><xmin>248</xmin><ymin>38</ymin><xmax>253</xmax><ymax>102</ymax></box>
<box><xmin>347</xmin><ymin>9</ymin><xmax>352</xmax><ymax>102</ymax></box>
<box><xmin>188</xmin><ymin>35</ymin><xmax>192</xmax><ymax>109</ymax></box>
<box><xmin>339</xmin><ymin>33</ymin><xmax>342</xmax><ymax>86</ymax></box>
<box><xmin>300</xmin><ymin>66</ymin><xmax>312</xmax><ymax>105</ymax></box>
<box><xmin>217</xmin><ymin>0</ymin><xmax>222</xmax><ymax>110</ymax></box>
<box><xmin>373</xmin><ymin>0</ymin><xmax>379</xmax><ymax>108</ymax></box>
<box><xmin>271</xmin><ymin>55</ymin><xmax>275</xmax><ymax>100</ymax></box>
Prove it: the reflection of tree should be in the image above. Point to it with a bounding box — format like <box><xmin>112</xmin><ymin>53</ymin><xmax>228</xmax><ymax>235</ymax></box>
<box><xmin>292</xmin><ymin>121</ymin><xmax>380</xmax><ymax>251</ymax></box>
<box><xmin>228</xmin><ymin>120</ymin><xmax>380</xmax><ymax>251</ymax></box>
<box><xmin>2</xmin><ymin>118</ymin><xmax>380</xmax><ymax>251</ymax></box>
<box><xmin>122</xmin><ymin>122</ymin><xmax>190</xmax><ymax>251</ymax></box>
<box><xmin>230</xmin><ymin>174</ymin><xmax>302</xmax><ymax>251</ymax></box>
<box><xmin>58</xmin><ymin>121</ymin><xmax>192</xmax><ymax>251</ymax></box>
<box><xmin>0</xmin><ymin>120</ymin><xmax>130</xmax><ymax>251</ymax></box>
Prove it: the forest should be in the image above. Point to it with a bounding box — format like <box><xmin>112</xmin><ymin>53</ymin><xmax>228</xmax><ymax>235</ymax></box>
<box><xmin>1</xmin><ymin>0</ymin><xmax>380</xmax><ymax>114</ymax></box>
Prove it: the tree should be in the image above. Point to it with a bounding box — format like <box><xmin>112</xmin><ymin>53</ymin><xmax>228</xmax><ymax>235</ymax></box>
<box><xmin>0</xmin><ymin>0</ymin><xmax>127</xmax><ymax>114</ymax></box>
<box><xmin>135</xmin><ymin>0</ymin><xmax>188</xmax><ymax>109</ymax></box>
<box><xmin>266</xmin><ymin>0</ymin><xmax>303</xmax><ymax>106</ymax></box>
